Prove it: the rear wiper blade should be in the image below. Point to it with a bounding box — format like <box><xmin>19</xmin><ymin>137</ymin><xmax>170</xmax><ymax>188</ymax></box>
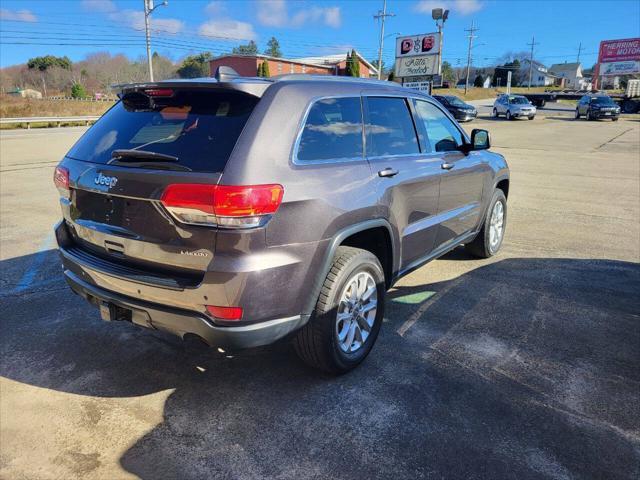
<box><xmin>107</xmin><ymin>159</ymin><xmax>192</xmax><ymax>172</ymax></box>
<box><xmin>111</xmin><ymin>149</ymin><xmax>179</xmax><ymax>162</ymax></box>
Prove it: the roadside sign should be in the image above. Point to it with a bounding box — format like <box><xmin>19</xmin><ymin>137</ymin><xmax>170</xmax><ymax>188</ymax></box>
<box><xmin>395</xmin><ymin>55</ymin><xmax>439</xmax><ymax>77</ymax></box>
<box><xmin>402</xmin><ymin>81</ymin><xmax>432</xmax><ymax>94</ymax></box>
<box><xmin>600</xmin><ymin>60</ymin><xmax>640</xmax><ymax>76</ymax></box>
<box><xmin>598</xmin><ymin>38</ymin><xmax>640</xmax><ymax>63</ymax></box>
<box><xmin>396</xmin><ymin>33</ymin><xmax>441</xmax><ymax>58</ymax></box>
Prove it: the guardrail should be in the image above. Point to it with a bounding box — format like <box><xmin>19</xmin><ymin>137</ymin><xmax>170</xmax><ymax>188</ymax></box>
<box><xmin>0</xmin><ymin>116</ymin><xmax>101</xmax><ymax>129</ymax></box>
<box><xmin>45</xmin><ymin>96</ymin><xmax>117</xmax><ymax>102</ymax></box>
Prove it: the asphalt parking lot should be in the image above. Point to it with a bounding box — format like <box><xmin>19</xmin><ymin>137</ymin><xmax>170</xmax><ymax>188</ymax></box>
<box><xmin>1</xmin><ymin>109</ymin><xmax>639</xmax><ymax>479</ymax></box>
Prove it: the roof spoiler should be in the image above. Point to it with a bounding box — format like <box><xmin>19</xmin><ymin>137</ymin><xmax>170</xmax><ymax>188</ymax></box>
<box><xmin>215</xmin><ymin>66</ymin><xmax>241</xmax><ymax>82</ymax></box>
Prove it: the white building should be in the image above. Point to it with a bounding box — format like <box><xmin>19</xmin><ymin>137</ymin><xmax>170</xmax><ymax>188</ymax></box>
<box><xmin>519</xmin><ymin>60</ymin><xmax>560</xmax><ymax>87</ymax></box>
<box><xmin>549</xmin><ymin>62</ymin><xmax>591</xmax><ymax>90</ymax></box>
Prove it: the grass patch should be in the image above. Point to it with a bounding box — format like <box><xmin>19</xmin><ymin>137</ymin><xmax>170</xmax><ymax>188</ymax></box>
<box><xmin>0</xmin><ymin>95</ymin><xmax>113</xmax><ymax>118</ymax></box>
<box><xmin>432</xmin><ymin>86</ymin><xmax>550</xmax><ymax>101</ymax></box>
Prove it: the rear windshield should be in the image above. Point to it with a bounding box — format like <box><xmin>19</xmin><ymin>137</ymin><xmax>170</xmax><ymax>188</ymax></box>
<box><xmin>66</xmin><ymin>90</ymin><xmax>258</xmax><ymax>172</ymax></box>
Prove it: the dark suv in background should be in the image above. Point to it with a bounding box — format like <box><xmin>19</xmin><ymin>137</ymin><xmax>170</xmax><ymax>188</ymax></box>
<box><xmin>54</xmin><ymin>73</ymin><xmax>509</xmax><ymax>373</ymax></box>
<box><xmin>433</xmin><ymin>94</ymin><xmax>477</xmax><ymax>122</ymax></box>
<box><xmin>575</xmin><ymin>95</ymin><xmax>620</xmax><ymax>121</ymax></box>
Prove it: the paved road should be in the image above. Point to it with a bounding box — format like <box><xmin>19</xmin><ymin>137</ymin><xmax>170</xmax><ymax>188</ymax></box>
<box><xmin>1</xmin><ymin>118</ymin><xmax>639</xmax><ymax>479</ymax></box>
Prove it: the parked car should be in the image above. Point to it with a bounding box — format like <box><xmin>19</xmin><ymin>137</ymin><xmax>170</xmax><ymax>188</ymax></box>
<box><xmin>53</xmin><ymin>74</ymin><xmax>510</xmax><ymax>373</ymax></box>
<box><xmin>493</xmin><ymin>94</ymin><xmax>536</xmax><ymax>120</ymax></box>
<box><xmin>433</xmin><ymin>95</ymin><xmax>477</xmax><ymax>122</ymax></box>
<box><xmin>575</xmin><ymin>95</ymin><xmax>620</xmax><ymax>121</ymax></box>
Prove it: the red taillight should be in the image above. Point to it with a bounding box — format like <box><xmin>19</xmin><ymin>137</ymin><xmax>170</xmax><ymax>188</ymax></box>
<box><xmin>161</xmin><ymin>184</ymin><xmax>216</xmax><ymax>214</ymax></box>
<box><xmin>144</xmin><ymin>88</ymin><xmax>174</xmax><ymax>97</ymax></box>
<box><xmin>214</xmin><ymin>185</ymin><xmax>284</xmax><ymax>217</ymax></box>
<box><xmin>54</xmin><ymin>166</ymin><xmax>69</xmax><ymax>196</ymax></box>
<box><xmin>160</xmin><ymin>184</ymin><xmax>284</xmax><ymax>228</ymax></box>
<box><xmin>205</xmin><ymin>305</ymin><xmax>243</xmax><ymax>321</ymax></box>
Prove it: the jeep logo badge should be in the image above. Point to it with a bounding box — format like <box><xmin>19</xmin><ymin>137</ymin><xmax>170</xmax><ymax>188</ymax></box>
<box><xmin>95</xmin><ymin>172</ymin><xmax>118</xmax><ymax>188</ymax></box>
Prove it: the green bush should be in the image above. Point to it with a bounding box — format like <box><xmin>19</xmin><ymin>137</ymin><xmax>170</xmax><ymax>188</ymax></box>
<box><xmin>71</xmin><ymin>83</ymin><xmax>87</xmax><ymax>99</ymax></box>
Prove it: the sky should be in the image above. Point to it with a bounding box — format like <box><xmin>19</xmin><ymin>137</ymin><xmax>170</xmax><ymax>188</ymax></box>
<box><xmin>0</xmin><ymin>0</ymin><xmax>639</xmax><ymax>69</ymax></box>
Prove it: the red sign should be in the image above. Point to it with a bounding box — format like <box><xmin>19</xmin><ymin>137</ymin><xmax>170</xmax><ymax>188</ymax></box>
<box><xmin>598</xmin><ymin>38</ymin><xmax>640</xmax><ymax>63</ymax></box>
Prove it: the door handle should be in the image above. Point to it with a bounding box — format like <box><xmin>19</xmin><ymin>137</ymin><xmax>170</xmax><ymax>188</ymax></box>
<box><xmin>441</xmin><ymin>162</ymin><xmax>455</xmax><ymax>170</ymax></box>
<box><xmin>378</xmin><ymin>167</ymin><xmax>399</xmax><ymax>178</ymax></box>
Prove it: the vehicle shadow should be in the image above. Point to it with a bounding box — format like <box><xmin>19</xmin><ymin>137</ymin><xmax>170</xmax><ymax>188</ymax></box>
<box><xmin>545</xmin><ymin>116</ymin><xmax>581</xmax><ymax>122</ymax></box>
<box><xmin>1</xmin><ymin>251</ymin><xmax>639</xmax><ymax>479</ymax></box>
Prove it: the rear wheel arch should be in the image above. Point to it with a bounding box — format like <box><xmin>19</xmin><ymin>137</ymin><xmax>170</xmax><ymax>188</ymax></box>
<box><xmin>341</xmin><ymin>226</ymin><xmax>394</xmax><ymax>289</ymax></box>
<box><xmin>302</xmin><ymin>219</ymin><xmax>397</xmax><ymax>316</ymax></box>
<box><xmin>496</xmin><ymin>177</ymin><xmax>510</xmax><ymax>199</ymax></box>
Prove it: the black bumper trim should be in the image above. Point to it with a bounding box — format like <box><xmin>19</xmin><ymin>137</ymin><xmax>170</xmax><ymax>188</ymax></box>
<box><xmin>64</xmin><ymin>270</ymin><xmax>308</xmax><ymax>349</ymax></box>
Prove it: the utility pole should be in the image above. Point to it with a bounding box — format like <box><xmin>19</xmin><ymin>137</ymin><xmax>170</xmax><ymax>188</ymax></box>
<box><xmin>527</xmin><ymin>35</ymin><xmax>539</xmax><ymax>89</ymax></box>
<box><xmin>143</xmin><ymin>0</ymin><xmax>169</xmax><ymax>82</ymax></box>
<box><xmin>577</xmin><ymin>42</ymin><xmax>582</xmax><ymax>63</ymax></box>
<box><xmin>464</xmin><ymin>21</ymin><xmax>478</xmax><ymax>95</ymax></box>
<box><xmin>374</xmin><ymin>0</ymin><xmax>395</xmax><ymax>80</ymax></box>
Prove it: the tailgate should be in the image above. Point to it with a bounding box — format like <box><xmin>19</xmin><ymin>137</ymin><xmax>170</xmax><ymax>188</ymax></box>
<box><xmin>63</xmin><ymin>161</ymin><xmax>220</xmax><ymax>273</ymax></box>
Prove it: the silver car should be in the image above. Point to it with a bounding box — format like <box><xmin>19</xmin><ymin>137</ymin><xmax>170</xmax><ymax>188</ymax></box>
<box><xmin>493</xmin><ymin>94</ymin><xmax>536</xmax><ymax>120</ymax></box>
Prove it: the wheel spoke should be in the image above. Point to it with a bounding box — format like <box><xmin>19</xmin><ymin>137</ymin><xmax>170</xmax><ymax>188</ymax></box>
<box><xmin>362</xmin><ymin>285</ymin><xmax>376</xmax><ymax>301</ymax></box>
<box><xmin>357</xmin><ymin>274</ymin><xmax>366</xmax><ymax>297</ymax></box>
<box><xmin>345</xmin><ymin>321</ymin><xmax>357</xmax><ymax>351</ymax></box>
<box><xmin>356</xmin><ymin>313</ymin><xmax>374</xmax><ymax>331</ymax></box>
<box><xmin>361</xmin><ymin>300</ymin><xmax>377</xmax><ymax>314</ymax></box>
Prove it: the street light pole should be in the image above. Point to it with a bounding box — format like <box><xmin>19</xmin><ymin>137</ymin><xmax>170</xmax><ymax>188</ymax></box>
<box><xmin>431</xmin><ymin>9</ymin><xmax>448</xmax><ymax>88</ymax></box>
<box><xmin>143</xmin><ymin>0</ymin><xmax>168</xmax><ymax>82</ymax></box>
<box><xmin>374</xmin><ymin>0</ymin><xmax>395</xmax><ymax>80</ymax></box>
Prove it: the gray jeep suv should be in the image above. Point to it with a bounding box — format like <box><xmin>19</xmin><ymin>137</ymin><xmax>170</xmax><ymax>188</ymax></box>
<box><xmin>54</xmin><ymin>73</ymin><xmax>509</xmax><ymax>373</ymax></box>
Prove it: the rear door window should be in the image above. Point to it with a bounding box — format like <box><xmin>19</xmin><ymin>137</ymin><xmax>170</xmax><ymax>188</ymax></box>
<box><xmin>66</xmin><ymin>90</ymin><xmax>258</xmax><ymax>173</ymax></box>
<box><xmin>364</xmin><ymin>97</ymin><xmax>420</xmax><ymax>157</ymax></box>
<box><xmin>296</xmin><ymin>97</ymin><xmax>363</xmax><ymax>161</ymax></box>
<box><xmin>413</xmin><ymin>100</ymin><xmax>464</xmax><ymax>153</ymax></box>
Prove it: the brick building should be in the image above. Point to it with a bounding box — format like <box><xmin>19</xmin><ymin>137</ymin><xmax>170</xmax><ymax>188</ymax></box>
<box><xmin>209</xmin><ymin>51</ymin><xmax>377</xmax><ymax>78</ymax></box>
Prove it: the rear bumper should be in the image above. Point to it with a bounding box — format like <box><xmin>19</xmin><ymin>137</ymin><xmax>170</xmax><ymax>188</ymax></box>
<box><xmin>64</xmin><ymin>269</ymin><xmax>308</xmax><ymax>349</ymax></box>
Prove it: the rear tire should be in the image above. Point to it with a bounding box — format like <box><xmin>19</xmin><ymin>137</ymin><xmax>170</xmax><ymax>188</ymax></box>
<box><xmin>465</xmin><ymin>189</ymin><xmax>507</xmax><ymax>259</ymax></box>
<box><xmin>506</xmin><ymin>110</ymin><xmax>512</xmax><ymax>120</ymax></box>
<box><xmin>493</xmin><ymin>107</ymin><xmax>499</xmax><ymax>118</ymax></box>
<box><xmin>293</xmin><ymin>246</ymin><xmax>385</xmax><ymax>374</ymax></box>
<box><xmin>612</xmin><ymin>117</ymin><xmax>619</xmax><ymax>122</ymax></box>
<box><xmin>574</xmin><ymin>109</ymin><xmax>580</xmax><ymax>119</ymax></box>
<box><xmin>528</xmin><ymin>116</ymin><xmax>535</xmax><ymax>120</ymax></box>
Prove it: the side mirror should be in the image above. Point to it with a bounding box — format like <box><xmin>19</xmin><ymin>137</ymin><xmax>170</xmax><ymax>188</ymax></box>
<box><xmin>471</xmin><ymin>129</ymin><xmax>490</xmax><ymax>150</ymax></box>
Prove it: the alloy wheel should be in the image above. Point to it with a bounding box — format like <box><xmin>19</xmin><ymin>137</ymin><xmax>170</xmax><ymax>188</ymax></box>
<box><xmin>489</xmin><ymin>200</ymin><xmax>505</xmax><ymax>251</ymax></box>
<box><xmin>335</xmin><ymin>271</ymin><xmax>377</xmax><ymax>353</ymax></box>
